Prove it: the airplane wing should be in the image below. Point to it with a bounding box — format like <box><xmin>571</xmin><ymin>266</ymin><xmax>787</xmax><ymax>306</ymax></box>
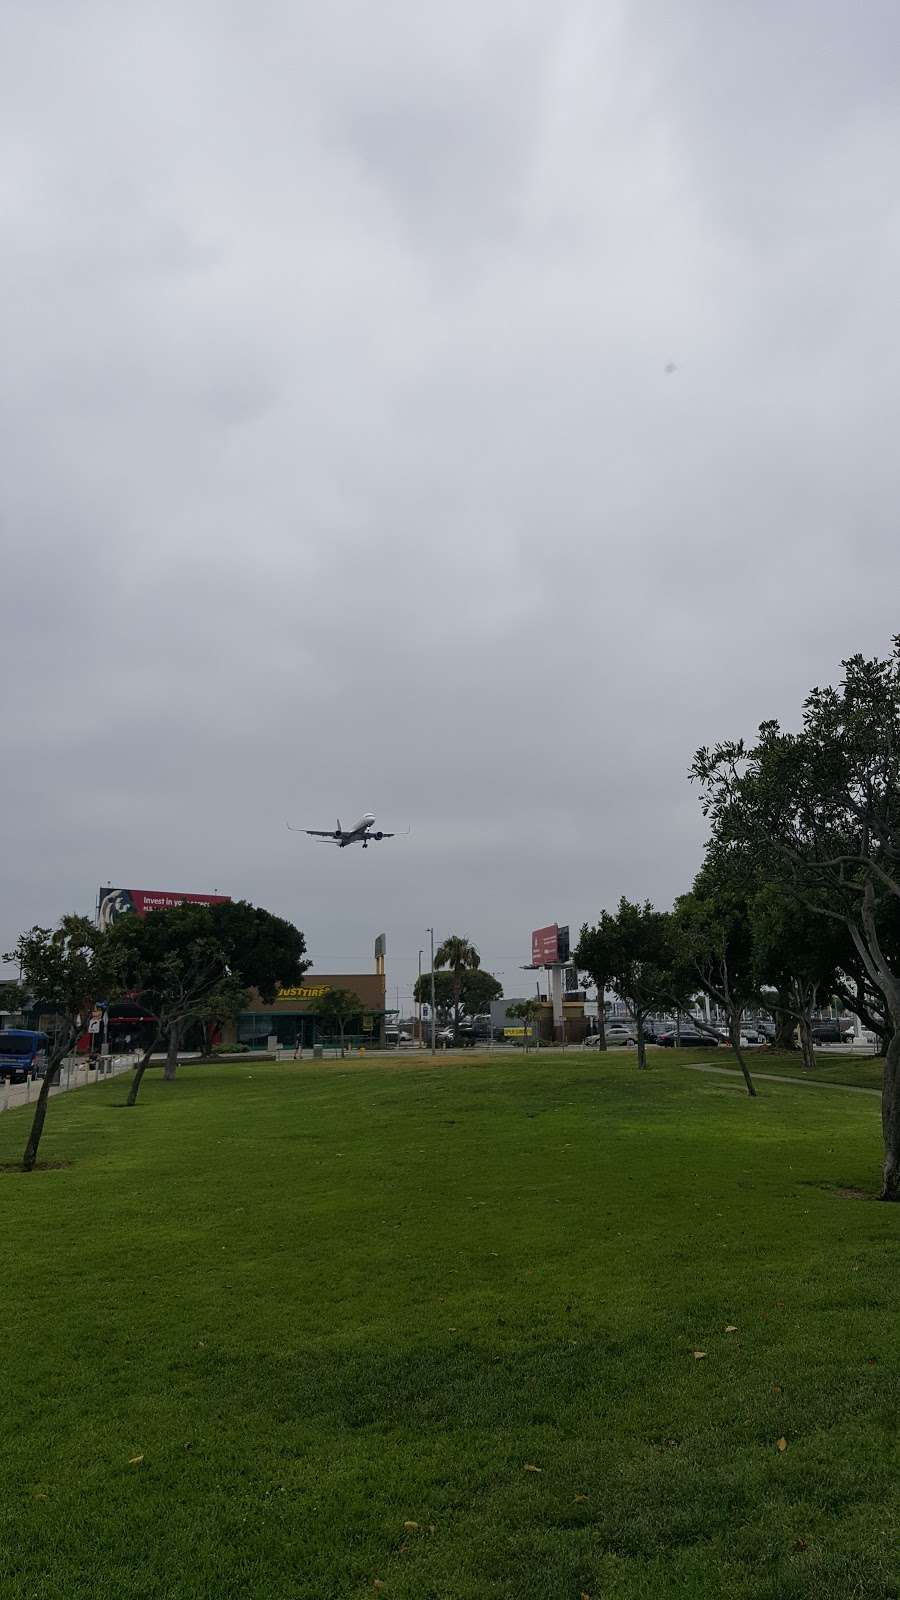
<box><xmin>286</xmin><ymin>824</ymin><xmax>338</xmax><ymax>838</ymax></box>
<box><xmin>370</xmin><ymin>825</ymin><xmax>411</xmax><ymax>840</ymax></box>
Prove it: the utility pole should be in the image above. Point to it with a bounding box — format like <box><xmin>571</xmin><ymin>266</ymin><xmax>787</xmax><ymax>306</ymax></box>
<box><xmin>417</xmin><ymin>949</ymin><xmax>423</xmax><ymax>1045</ymax></box>
<box><xmin>427</xmin><ymin>927</ymin><xmax>436</xmax><ymax>1055</ymax></box>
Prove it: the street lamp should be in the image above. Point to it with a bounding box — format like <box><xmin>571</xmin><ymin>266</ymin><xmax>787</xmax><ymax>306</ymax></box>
<box><xmin>427</xmin><ymin>927</ymin><xmax>436</xmax><ymax>1055</ymax></box>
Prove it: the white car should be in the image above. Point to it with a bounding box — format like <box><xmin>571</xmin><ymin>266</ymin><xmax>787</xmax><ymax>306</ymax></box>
<box><xmin>584</xmin><ymin>1022</ymin><xmax>636</xmax><ymax>1047</ymax></box>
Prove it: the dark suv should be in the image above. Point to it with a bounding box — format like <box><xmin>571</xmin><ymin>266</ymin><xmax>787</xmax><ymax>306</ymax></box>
<box><xmin>811</xmin><ymin>1021</ymin><xmax>854</xmax><ymax>1044</ymax></box>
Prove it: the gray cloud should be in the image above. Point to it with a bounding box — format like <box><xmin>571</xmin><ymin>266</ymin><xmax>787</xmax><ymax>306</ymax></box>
<box><xmin>3</xmin><ymin>0</ymin><xmax>900</xmax><ymax>1009</ymax></box>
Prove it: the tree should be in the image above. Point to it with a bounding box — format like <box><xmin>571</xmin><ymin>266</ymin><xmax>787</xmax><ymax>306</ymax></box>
<box><xmin>3</xmin><ymin>917</ymin><xmax>125</xmax><ymax>1171</ymax></box>
<box><xmin>413</xmin><ymin>968</ymin><xmax>502</xmax><ymax>1023</ymax></box>
<box><xmin>109</xmin><ymin>900</ymin><xmax>309</xmax><ymax>1105</ymax></box>
<box><xmin>507</xmin><ymin>999</ymin><xmax>541</xmax><ymax>1050</ymax></box>
<box><xmin>602</xmin><ymin>899</ymin><xmax>675</xmax><ymax>1071</ymax></box>
<box><xmin>306</xmin><ymin>988</ymin><xmax>362</xmax><ymax>1056</ymax></box>
<box><xmin>433</xmin><ymin>936</ymin><xmax>481</xmax><ymax>1042</ymax></box>
<box><xmin>574</xmin><ymin>920</ymin><xmax>619</xmax><ymax>1049</ymax></box>
<box><xmin>750</xmin><ymin>883</ymin><xmax>843</xmax><ymax>1071</ymax></box>
<box><xmin>671</xmin><ymin>857</ymin><xmax>759</xmax><ymax>1096</ymax></box>
<box><xmin>0</xmin><ymin>980</ymin><xmax>26</xmax><ymax>1021</ymax></box>
<box><xmin>692</xmin><ymin>640</ymin><xmax>900</xmax><ymax>1198</ymax></box>
<box><xmin>826</xmin><ymin>898</ymin><xmax>900</xmax><ymax>1055</ymax></box>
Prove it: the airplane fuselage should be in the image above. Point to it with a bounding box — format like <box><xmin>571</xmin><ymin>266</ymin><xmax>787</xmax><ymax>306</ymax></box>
<box><xmin>340</xmin><ymin>813</ymin><xmax>377</xmax><ymax>846</ymax></box>
<box><xmin>293</xmin><ymin>809</ymin><xmax>399</xmax><ymax>847</ymax></box>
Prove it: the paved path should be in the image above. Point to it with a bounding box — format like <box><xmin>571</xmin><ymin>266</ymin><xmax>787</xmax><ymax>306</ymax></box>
<box><xmin>1</xmin><ymin>1057</ymin><xmax>136</xmax><ymax>1115</ymax></box>
<box><xmin>686</xmin><ymin>1062</ymin><xmax>881</xmax><ymax>1098</ymax></box>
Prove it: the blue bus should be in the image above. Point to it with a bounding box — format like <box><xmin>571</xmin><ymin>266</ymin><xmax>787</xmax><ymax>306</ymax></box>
<box><xmin>0</xmin><ymin>1030</ymin><xmax>50</xmax><ymax>1084</ymax></box>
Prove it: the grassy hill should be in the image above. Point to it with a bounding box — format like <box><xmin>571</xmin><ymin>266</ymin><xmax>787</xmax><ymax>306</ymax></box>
<box><xmin>0</xmin><ymin>1052</ymin><xmax>896</xmax><ymax>1599</ymax></box>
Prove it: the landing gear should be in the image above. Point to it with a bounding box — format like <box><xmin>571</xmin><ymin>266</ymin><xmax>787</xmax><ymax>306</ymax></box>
<box><xmin>362</xmin><ymin>841</ymin><xmax>368</xmax><ymax>848</ymax></box>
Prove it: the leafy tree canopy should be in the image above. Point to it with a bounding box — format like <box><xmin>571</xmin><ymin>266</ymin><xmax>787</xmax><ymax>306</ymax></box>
<box><xmin>692</xmin><ymin>640</ymin><xmax>900</xmax><ymax>1191</ymax></box>
<box><xmin>413</xmin><ymin>968</ymin><xmax>502</xmax><ymax>1020</ymax></box>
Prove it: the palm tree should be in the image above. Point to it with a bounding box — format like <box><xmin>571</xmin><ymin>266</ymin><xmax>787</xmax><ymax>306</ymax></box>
<box><xmin>434</xmin><ymin>936</ymin><xmax>481</xmax><ymax>1043</ymax></box>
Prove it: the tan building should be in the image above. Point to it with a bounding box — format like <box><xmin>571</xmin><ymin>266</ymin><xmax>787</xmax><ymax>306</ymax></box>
<box><xmin>231</xmin><ymin>971</ymin><xmax>387</xmax><ymax>1050</ymax></box>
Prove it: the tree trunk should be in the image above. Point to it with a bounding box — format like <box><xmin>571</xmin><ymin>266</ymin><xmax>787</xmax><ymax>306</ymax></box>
<box><xmin>452</xmin><ymin>971</ymin><xmax>462</xmax><ymax>1043</ymax></box>
<box><xmin>126</xmin><ymin>1035</ymin><xmax>163</xmax><ymax>1107</ymax></box>
<box><xmin>339</xmin><ymin>1023</ymin><xmax>345</xmax><ymax>1059</ymax></box>
<box><xmin>880</xmin><ymin>1032</ymin><xmax>900</xmax><ymax>1200</ymax></box>
<box><xmin>163</xmin><ymin>1022</ymin><xmax>179</xmax><ymax>1081</ymax></box>
<box><xmin>636</xmin><ymin>1016</ymin><xmax>647</xmax><ymax>1071</ymax></box>
<box><xmin>730</xmin><ymin>1020</ymin><xmax>757</xmax><ymax>1097</ymax></box>
<box><xmin>595</xmin><ymin>994</ymin><xmax>607</xmax><ymax>1050</ymax></box>
<box><xmin>22</xmin><ymin>1070</ymin><xmax>55</xmax><ymax>1172</ymax></box>
<box><xmin>798</xmin><ymin>1015</ymin><xmax>816</xmax><ymax>1071</ymax></box>
<box><xmin>21</xmin><ymin>1030</ymin><xmax>79</xmax><ymax>1170</ymax></box>
<box><xmin>774</xmin><ymin>1000</ymin><xmax>797</xmax><ymax>1052</ymax></box>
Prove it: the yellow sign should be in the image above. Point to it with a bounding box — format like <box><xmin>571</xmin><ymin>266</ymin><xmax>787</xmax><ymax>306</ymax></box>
<box><xmin>504</xmin><ymin>1026</ymin><xmax>529</xmax><ymax>1038</ymax></box>
<box><xmin>277</xmin><ymin>985</ymin><xmax>331</xmax><ymax>1001</ymax></box>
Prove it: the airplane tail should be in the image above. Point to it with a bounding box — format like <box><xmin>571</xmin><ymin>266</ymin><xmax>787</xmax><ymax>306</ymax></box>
<box><xmin>337</xmin><ymin>818</ymin><xmax>342</xmax><ymax>833</ymax></box>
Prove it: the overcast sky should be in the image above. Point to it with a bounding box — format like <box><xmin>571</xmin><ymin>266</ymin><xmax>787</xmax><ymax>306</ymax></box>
<box><xmin>4</xmin><ymin>1</ymin><xmax>900</xmax><ymax>1010</ymax></box>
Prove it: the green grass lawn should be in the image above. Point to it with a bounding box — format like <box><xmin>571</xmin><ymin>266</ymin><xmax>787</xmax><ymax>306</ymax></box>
<box><xmin>738</xmin><ymin>1049</ymin><xmax>885</xmax><ymax>1093</ymax></box>
<box><xmin>587</xmin><ymin>1042</ymin><xmax>883</xmax><ymax>1094</ymax></box>
<box><xmin>0</xmin><ymin>1053</ymin><xmax>897</xmax><ymax>1600</ymax></box>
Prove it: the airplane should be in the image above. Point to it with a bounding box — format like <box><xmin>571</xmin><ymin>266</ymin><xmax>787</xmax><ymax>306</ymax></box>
<box><xmin>286</xmin><ymin>813</ymin><xmax>407</xmax><ymax>849</ymax></box>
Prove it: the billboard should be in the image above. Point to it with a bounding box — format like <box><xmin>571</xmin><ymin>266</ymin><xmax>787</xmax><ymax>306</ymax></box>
<box><xmin>532</xmin><ymin>924</ymin><xmax>560</xmax><ymax>965</ymax></box>
<box><xmin>531</xmin><ymin>923</ymin><xmax>571</xmax><ymax>966</ymax></box>
<box><xmin>97</xmin><ymin>887</ymin><xmax>231</xmax><ymax>931</ymax></box>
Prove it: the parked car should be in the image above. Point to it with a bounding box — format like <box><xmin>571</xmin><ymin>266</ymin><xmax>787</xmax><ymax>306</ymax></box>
<box><xmin>658</xmin><ymin>1028</ymin><xmax>719</xmax><ymax>1049</ymax></box>
<box><xmin>584</xmin><ymin>1021</ymin><xmax>636</xmax><ymax>1047</ymax></box>
<box><xmin>433</xmin><ymin>1024</ymin><xmax>478</xmax><ymax>1047</ymax></box>
<box><xmin>811</xmin><ymin>1021</ymin><xmax>855</xmax><ymax>1044</ymax></box>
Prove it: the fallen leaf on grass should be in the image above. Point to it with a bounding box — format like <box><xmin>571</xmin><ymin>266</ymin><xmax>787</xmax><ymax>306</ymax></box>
<box><xmin>523</xmin><ymin>1463</ymin><xmax>542</xmax><ymax>1473</ymax></box>
<box><xmin>793</xmin><ymin>1538</ymin><xmax>808</xmax><ymax>1551</ymax></box>
<box><xmin>403</xmin><ymin>1521</ymin><xmax>419</xmax><ymax>1531</ymax></box>
<box><xmin>772</xmin><ymin>1384</ymin><xmax>782</xmax><ymax>1394</ymax></box>
<box><xmin>725</xmin><ymin>1325</ymin><xmax>738</xmax><ymax>1333</ymax></box>
<box><xmin>777</xmin><ymin>1437</ymin><xmax>788</xmax><ymax>1453</ymax></box>
<box><xmin>574</xmin><ymin>1494</ymin><xmax>590</xmax><ymax>1503</ymax></box>
<box><xmin>373</xmin><ymin>1581</ymin><xmax>385</xmax><ymax>1591</ymax></box>
<box><xmin>128</xmin><ymin>1455</ymin><xmax>144</xmax><ymax>1466</ymax></box>
<box><xmin>692</xmin><ymin>1350</ymin><xmax>707</xmax><ymax>1360</ymax></box>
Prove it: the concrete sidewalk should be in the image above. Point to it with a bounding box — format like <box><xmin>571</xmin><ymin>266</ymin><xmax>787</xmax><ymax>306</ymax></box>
<box><xmin>1</xmin><ymin>1055</ymin><xmax>137</xmax><ymax>1115</ymax></box>
<box><xmin>686</xmin><ymin>1062</ymin><xmax>881</xmax><ymax>1097</ymax></box>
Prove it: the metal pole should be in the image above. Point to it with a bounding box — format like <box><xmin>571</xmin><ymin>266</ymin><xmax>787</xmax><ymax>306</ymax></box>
<box><xmin>417</xmin><ymin>950</ymin><xmax>423</xmax><ymax>1045</ymax></box>
<box><xmin>428</xmin><ymin>928</ymin><xmax>436</xmax><ymax>1055</ymax></box>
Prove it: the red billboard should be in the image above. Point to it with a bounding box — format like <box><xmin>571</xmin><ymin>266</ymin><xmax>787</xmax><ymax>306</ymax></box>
<box><xmin>532</xmin><ymin>924</ymin><xmax>560</xmax><ymax>966</ymax></box>
<box><xmin>531</xmin><ymin>923</ymin><xmax>571</xmax><ymax>966</ymax></box>
<box><xmin>98</xmin><ymin>887</ymin><xmax>230</xmax><ymax>931</ymax></box>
